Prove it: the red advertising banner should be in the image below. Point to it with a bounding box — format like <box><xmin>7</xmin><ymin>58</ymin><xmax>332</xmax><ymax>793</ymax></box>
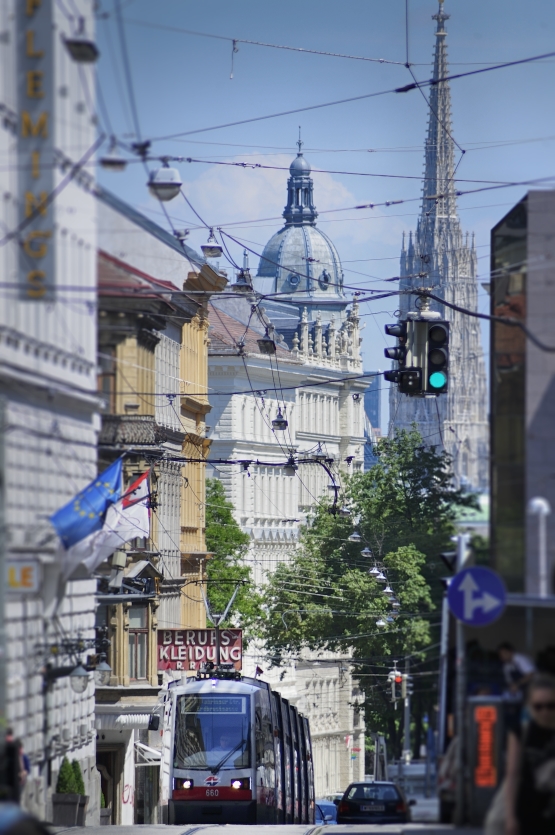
<box><xmin>157</xmin><ymin>629</ymin><xmax>242</xmax><ymax>671</ymax></box>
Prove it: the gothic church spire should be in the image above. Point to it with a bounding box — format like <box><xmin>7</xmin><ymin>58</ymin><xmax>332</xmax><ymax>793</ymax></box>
<box><xmin>422</xmin><ymin>0</ymin><xmax>458</xmax><ymax>226</ymax></box>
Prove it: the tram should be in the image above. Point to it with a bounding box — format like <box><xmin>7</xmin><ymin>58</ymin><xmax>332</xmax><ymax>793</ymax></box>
<box><xmin>159</xmin><ymin>666</ymin><xmax>314</xmax><ymax>825</ymax></box>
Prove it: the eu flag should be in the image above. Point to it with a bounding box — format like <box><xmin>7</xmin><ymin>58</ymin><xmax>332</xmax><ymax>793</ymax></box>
<box><xmin>50</xmin><ymin>458</ymin><xmax>123</xmax><ymax>548</ymax></box>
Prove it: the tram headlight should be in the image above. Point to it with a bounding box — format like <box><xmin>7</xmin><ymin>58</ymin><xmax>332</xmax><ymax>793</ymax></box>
<box><xmin>174</xmin><ymin>778</ymin><xmax>193</xmax><ymax>790</ymax></box>
<box><xmin>231</xmin><ymin>778</ymin><xmax>250</xmax><ymax>790</ymax></box>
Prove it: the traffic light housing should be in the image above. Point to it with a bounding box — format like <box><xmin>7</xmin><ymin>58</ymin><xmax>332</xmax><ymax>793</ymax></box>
<box><xmin>384</xmin><ymin>317</ymin><xmax>449</xmax><ymax>396</ymax></box>
<box><xmin>425</xmin><ymin>321</ymin><xmax>449</xmax><ymax>394</ymax></box>
<box><xmin>388</xmin><ymin>669</ymin><xmax>404</xmax><ymax>705</ymax></box>
<box><xmin>384</xmin><ymin>320</ymin><xmax>424</xmax><ymax>395</ymax></box>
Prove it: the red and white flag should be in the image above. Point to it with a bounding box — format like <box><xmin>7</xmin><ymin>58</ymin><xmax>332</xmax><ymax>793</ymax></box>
<box><xmin>77</xmin><ymin>471</ymin><xmax>151</xmax><ymax>576</ymax></box>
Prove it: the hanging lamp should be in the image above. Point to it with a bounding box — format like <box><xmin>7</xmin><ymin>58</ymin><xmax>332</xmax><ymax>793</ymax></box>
<box><xmin>272</xmin><ymin>409</ymin><xmax>288</xmax><ymax>431</ymax></box>
<box><xmin>201</xmin><ymin>228</ymin><xmax>223</xmax><ymax>259</ymax></box>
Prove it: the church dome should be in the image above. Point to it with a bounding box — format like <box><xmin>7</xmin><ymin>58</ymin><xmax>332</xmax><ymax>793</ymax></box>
<box><xmin>255</xmin><ymin>143</ymin><xmax>346</xmax><ymax>318</ymax></box>
<box><xmin>256</xmin><ymin>224</ymin><xmax>344</xmax><ymax>300</ymax></box>
<box><xmin>289</xmin><ymin>154</ymin><xmax>311</xmax><ymax>175</ymax></box>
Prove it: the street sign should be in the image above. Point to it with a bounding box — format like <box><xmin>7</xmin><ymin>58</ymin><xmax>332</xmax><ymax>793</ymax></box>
<box><xmin>447</xmin><ymin>566</ymin><xmax>506</xmax><ymax>626</ymax></box>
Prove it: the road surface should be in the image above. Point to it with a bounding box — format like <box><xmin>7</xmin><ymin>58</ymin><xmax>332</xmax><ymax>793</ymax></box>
<box><xmin>52</xmin><ymin>825</ymin><xmax>482</xmax><ymax>834</ymax></box>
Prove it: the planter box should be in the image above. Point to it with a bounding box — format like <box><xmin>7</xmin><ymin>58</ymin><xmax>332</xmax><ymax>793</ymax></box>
<box><xmin>52</xmin><ymin>793</ymin><xmax>80</xmax><ymax>826</ymax></box>
<box><xmin>51</xmin><ymin>794</ymin><xmax>89</xmax><ymax>826</ymax></box>
<box><xmin>100</xmin><ymin>808</ymin><xmax>112</xmax><ymax>826</ymax></box>
<box><xmin>77</xmin><ymin>795</ymin><xmax>89</xmax><ymax>827</ymax></box>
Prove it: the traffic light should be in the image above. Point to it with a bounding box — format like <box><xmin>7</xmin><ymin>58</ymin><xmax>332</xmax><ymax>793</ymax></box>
<box><xmin>384</xmin><ymin>321</ymin><xmax>423</xmax><ymax>395</ymax></box>
<box><xmin>387</xmin><ymin>669</ymin><xmax>403</xmax><ymax>705</ymax></box>
<box><xmin>384</xmin><ymin>317</ymin><xmax>449</xmax><ymax>396</ymax></box>
<box><xmin>425</xmin><ymin>321</ymin><xmax>449</xmax><ymax>394</ymax></box>
<box><xmin>401</xmin><ymin>674</ymin><xmax>414</xmax><ymax>699</ymax></box>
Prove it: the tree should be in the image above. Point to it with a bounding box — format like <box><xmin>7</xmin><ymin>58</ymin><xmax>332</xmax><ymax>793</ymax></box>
<box><xmin>205</xmin><ymin>479</ymin><xmax>262</xmax><ymax>636</ymax></box>
<box><xmin>56</xmin><ymin>757</ymin><xmax>78</xmax><ymax>794</ymax></box>
<box><xmin>262</xmin><ymin>428</ymin><xmax>476</xmax><ymax>755</ymax></box>
<box><xmin>71</xmin><ymin>760</ymin><xmax>85</xmax><ymax>795</ymax></box>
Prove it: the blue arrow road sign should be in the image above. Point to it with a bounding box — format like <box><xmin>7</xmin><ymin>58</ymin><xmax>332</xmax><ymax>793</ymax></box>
<box><xmin>448</xmin><ymin>566</ymin><xmax>507</xmax><ymax>626</ymax></box>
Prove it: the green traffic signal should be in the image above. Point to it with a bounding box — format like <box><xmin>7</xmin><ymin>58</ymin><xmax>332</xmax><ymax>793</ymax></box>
<box><xmin>429</xmin><ymin>370</ymin><xmax>447</xmax><ymax>390</ymax></box>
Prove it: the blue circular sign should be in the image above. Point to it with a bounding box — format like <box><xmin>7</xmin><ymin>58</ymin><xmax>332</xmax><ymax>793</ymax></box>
<box><xmin>447</xmin><ymin>566</ymin><xmax>507</xmax><ymax>626</ymax></box>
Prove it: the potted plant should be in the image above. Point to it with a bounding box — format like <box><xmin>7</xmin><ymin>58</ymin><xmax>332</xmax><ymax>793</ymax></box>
<box><xmin>100</xmin><ymin>791</ymin><xmax>111</xmax><ymax>826</ymax></box>
<box><xmin>51</xmin><ymin>757</ymin><xmax>80</xmax><ymax>826</ymax></box>
<box><xmin>72</xmin><ymin>759</ymin><xmax>89</xmax><ymax>826</ymax></box>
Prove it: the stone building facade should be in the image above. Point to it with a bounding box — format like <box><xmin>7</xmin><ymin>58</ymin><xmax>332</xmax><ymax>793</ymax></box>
<box><xmin>1</xmin><ymin>0</ymin><xmax>100</xmax><ymax>821</ymax></box>
<box><xmin>93</xmin><ymin>194</ymin><xmax>226</xmax><ymax>824</ymax></box>
<box><xmin>389</xmin><ymin>1</ymin><xmax>488</xmax><ymax>492</ymax></box>
<box><xmin>207</xmin><ymin>147</ymin><xmax>367</xmax><ymax>793</ymax></box>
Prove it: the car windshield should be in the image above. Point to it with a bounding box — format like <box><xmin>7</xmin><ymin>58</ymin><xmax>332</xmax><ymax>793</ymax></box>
<box><xmin>347</xmin><ymin>785</ymin><xmax>400</xmax><ymax>802</ymax></box>
<box><xmin>174</xmin><ymin>694</ymin><xmax>250</xmax><ymax>770</ymax></box>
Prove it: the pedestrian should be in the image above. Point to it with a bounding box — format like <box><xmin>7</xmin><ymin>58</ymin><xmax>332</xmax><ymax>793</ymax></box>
<box><xmin>505</xmin><ymin>673</ymin><xmax>555</xmax><ymax>835</ymax></box>
<box><xmin>4</xmin><ymin>730</ymin><xmax>26</xmax><ymax>804</ymax></box>
<box><xmin>0</xmin><ymin>804</ymin><xmax>50</xmax><ymax>835</ymax></box>
<box><xmin>497</xmin><ymin>642</ymin><xmax>535</xmax><ymax>699</ymax></box>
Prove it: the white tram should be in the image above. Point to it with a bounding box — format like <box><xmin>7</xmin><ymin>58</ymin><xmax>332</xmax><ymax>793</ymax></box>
<box><xmin>159</xmin><ymin>669</ymin><xmax>314</xmax><ymax>825</ymax></box>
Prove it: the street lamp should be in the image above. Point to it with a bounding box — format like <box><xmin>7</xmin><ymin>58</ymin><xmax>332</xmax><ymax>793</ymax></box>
<box><xmin>147</xmin><ymin>163</ymin><xmax>182</xmax><ymax>201</ymax></box>
<box><xmin>272</xmin><ymin>408</ymin><xmax>288</xmax><ymax>431</ymax></box>
<box><xmin>69</xmin><ymin>664</ymin><xmax>90</xmax><ymax>694</ymax></box>
<box><xmin>348</xmin><ymin>531</ymin><xmax>361</xmax><ymax>543</ymax></box>
<box><xmin>201</xmin><ymin>229</ymin><xmax>224</xmax><ymax>259</ymax></box>
<box><xmin>361</xmin><ymin>547</ymin><xmax>373</xmax><ymax>558</ymax></box>
<box><xmin>528</xmin><ymin>496</ymin><xmax>552</xmax><ymax>597</ymax></box>
<box><xmin>64</xmin><ymin>18</ymin><xmax>99</xmax><ymax>63</ymax></box>
<box><xmin>94</xmin><ymin>654</ymin><xmax>112</xmax><ymax>686</ymax></box>
<box><xmin>100</xmin><ymin>140</ymin><xmax>127</xmax><ymax>172</ymax></box>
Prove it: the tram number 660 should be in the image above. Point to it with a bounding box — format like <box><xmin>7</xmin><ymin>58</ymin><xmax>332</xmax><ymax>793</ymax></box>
<box><xmin>206</xmin><ymin>789</ymin><xmax>219</xmax><ymax>797</ymax></box>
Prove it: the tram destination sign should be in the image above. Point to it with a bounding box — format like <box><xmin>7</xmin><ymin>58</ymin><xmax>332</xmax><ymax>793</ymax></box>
<box><xmin>157</xmin><ymin>628</ymin><xmax>242</xmax><ymax>672</ymax></box>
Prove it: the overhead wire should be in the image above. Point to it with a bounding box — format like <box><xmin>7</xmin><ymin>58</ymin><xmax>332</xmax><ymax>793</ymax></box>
<box><xmin>147</xmin><ymin>49</ymin><xmax>555</xmax><ymax>142</ymax></box>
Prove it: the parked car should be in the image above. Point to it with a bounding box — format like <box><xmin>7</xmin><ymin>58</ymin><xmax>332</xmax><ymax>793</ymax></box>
<box><xmin>337</xmin><ymin>781</ymin><xmax>413</xmax><ymax>825</ymax></box>
<box><xmin>315</xmin><ymin>799</ymin><xmax>338</xmax><ymax>824</ymax></box>
<box><xmin>323</xmin><ymin>792</ymin><xmax>343</xmax><ymax>807</ymax></box>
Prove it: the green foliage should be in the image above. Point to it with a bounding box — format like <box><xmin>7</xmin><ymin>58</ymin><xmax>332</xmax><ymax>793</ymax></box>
<box><xmin>205</xmin><ymin>479</ymin><xmax>263</xmax><ymax>636</ymax></box>
<box><xmin>100</xmin><ymin>791</ymin><xmax>106</xmax><ymax>809</ymax></box>
<box><xmin>471</xmin><ymin>534</ymin><xmax>490</xmax><ymax>567</ymax></box>
<box><xmin>71</xmin><ymin>759</ymin><xmax>85</xmax><ymax>795</ymax></box>
<box><xmin>262</xmin><ymin>428</ymin><xmax>475</xmax><ymax>755</ymax></box>
<box><xmin>56</xmin><ymin>757</ymin><xmax>78</xmax><ymax>794</ymax></box>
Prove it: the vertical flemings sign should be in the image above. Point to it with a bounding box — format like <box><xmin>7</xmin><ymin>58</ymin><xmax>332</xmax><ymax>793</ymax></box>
<box><xmin>17</xmin><ymin>0</ymin><xmax>54</xmax><ymax>300</ymax></box>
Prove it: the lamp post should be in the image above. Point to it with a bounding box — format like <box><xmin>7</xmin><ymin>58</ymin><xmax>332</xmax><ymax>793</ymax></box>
<box><xmin>528</xmin><ymin>496</ymin><xmax>552</xmax><ymax>597</ymax></box>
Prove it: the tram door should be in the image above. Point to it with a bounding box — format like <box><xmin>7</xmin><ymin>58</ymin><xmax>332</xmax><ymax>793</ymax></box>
<box><xmin>293</xmin><ymin>709</ymin><xmax>307</xmax><ymax>823</ymax></box>
<box><xmin>254</xmin><ymin>686</ymin><xmax>277</xmax><ymax>823</ymax></box>
<box><xmin>271</xmin><ymin>692</ymin><xmax>285</xmax><ymax>824</ymax></box>
<box><xmin>290</xmin><ymin>707</ymin><xmax>301</xmax><ymax>824</ymax></box>
<box><xmin>302</xmin><ymin>716</ymin><xmax>314</xmax><ymax>823</ymax></box>
<box><xmin>281</xmin><ymin>698</ymin><xmax>293</xmax><ymax>824</ymax></box>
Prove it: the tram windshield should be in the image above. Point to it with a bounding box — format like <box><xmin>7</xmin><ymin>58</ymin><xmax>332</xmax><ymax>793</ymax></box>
<box><xmin>174</xmin><ymin>694</ymin><xmax>251</xmax><ymax>770</ymax></box>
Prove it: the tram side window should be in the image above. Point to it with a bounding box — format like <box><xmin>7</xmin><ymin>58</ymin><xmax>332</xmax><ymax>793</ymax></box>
<box><xmin>255</xmin><ymin>690</ymin><xmax>275</xmax><ymax>776</ymax></box>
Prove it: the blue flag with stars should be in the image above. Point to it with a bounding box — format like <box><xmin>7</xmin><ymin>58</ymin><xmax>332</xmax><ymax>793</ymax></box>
<box><xmin>50</xmin><ymin>458</ymin><xmax>123</xmax><ymax>549</ymax></box>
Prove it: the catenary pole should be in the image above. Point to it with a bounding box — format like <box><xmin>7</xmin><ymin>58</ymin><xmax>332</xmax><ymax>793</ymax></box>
<box><xmin>438</xmin><ymin>590</ymin><xmax>450</xmax><ymax>754</ymax></box>
<box><xmin>403</xmin><ymin>656</ymin><xmax>411</xmax><ymax>766</ymax></box>
<box><xmin>454</xmin><ymin>533</ymin><xmax>470</xmax><ymax>826</ymax></box>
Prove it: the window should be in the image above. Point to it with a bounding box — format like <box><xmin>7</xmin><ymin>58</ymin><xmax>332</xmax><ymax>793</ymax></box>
<box><xmin>174</xmin><ymin>695</ymin><xmax>250</xmax><ymax>769</ymax></box>
<box><xmin>128</xmin><ymin>605</ymin><xmax>148</xmax><ymax>680</ymax></box>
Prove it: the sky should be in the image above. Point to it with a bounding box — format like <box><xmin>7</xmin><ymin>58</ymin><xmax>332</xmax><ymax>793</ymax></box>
<box><xmin>93</xmin><ymin>0</ymin><xmax>555</xmax><ymax>429</ymax></box>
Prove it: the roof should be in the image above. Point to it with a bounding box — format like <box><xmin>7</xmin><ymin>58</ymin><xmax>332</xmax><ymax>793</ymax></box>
<box><xmin>256</xmin><ymin>223</ymin><xmax>346</xmax><ymax>304</ymax></box>
<box><xmin>98</xmin><ymin>249</ymin><xmax>179</xmax><ymax>298</ymax></box>
<box><xmin>208</xmin><ymin>302</ymin><xmax>290</xmax><ymax>358</ymax></box>
<box><xmin>94</xmin><ymin>184</ymin><xmax>205</xmax><ymax>268</ymax></box>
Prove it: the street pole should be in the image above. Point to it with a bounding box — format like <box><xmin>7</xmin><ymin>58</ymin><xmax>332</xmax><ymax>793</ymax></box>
<box><xmin>454</xmin><ymin>533</ymin><xmax>470</xmax><ymax>826</ymax></box>
<box><xmin>0</xmin><ymin>397</ymin><xmax>6</xmax><ymax>796</ymax></box>
<box><xmin>438</xmin><ymin>590</ymin><xmax>450</xmax><ymax>755</ymax></box>
<box><xmin>528</xmin><ymin>497</ymin><xmax>551</xmax><ymax>597</ymax></box>
<box><xmin>403</xmin><ymin>657</ymin><xmax>411</xmax><ymax>766</ymax></box>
